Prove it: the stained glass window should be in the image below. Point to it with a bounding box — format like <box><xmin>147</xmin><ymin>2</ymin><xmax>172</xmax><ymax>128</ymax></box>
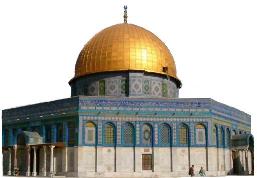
<box><xmin>123</xmin><ymin>122</ymin><xmax>134</xmax><ymax>145</ymax></box>
<box><xmin>56</xmin><ymin>123</ymin><xmax>63</xmax><ymax>142</ymax></box>
<box><xmin>226</xmin><ymin>129</ymin><xmax>231</xmax><ymax>147</ymax></box>
<box><xmin>68</xmin><ymin>122</ymin><xmax>76</xmax><ymax>145</ymax></box>
<box><xmin>219</xmin><ymin>127</ymin><xmax>224</xmax><ymax>146</ymax></box>
<box><xmin>160</xmin><ymin>124</ymin><xmax>170</xmax><ymax>145</ymax></box>
<box><xmin>196</xmin><ymin>124</ymin><xmax>206</xmax><ymax>144</ymax></box>
<box><xmin>105</xmin><ymin>123</ymin><xmax>115</xmax><ymax>145</ymax></box>
<box><xmin>179</xmin><ymin>125</ymin><xmax>188</xmax><ymax>144</ymax></box>
<box><xmin>143</xmin><ymin>80</ymin><xmax>150</xmax><ymax>94</ymax></box>
<box><xmin>142</xmin><ymin>124</ymin><xmax>152</xmax><ymax>145</ymax></box>
<box><xmin>85</xmin><ymin>122</ymin><xmax>96</xmax><ymax>144</ymax></box>
<box><xmin>162</xmin><ymin>82</ymin><xmax>168</xmax><ymax>97</ymax></box>
<box><xmin>212</xmin><ymin>126</ymin><xmax>217</xmax><ymax>145</ymax></box>
<box><xmin>45</xmin><ymin>125</ymin><xmax>52</xmax><ymax>143</ymax></box>
<box><xmin>99</xmin><ymin>80</ymin><xmax>105</xmax><ymax>96</ymax></box>
<box><xmin>121</xmin><ymin>79</ymin><xmax>128</xmax><ymax>95</ymax></box>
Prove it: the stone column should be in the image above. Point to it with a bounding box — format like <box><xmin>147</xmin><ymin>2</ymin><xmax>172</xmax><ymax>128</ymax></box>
<box><xmin>245</xmin><ymin>149</ymin><xmax>249</xmax><ymax>174</ymax></box>
<box><xmin>62</xmin><ymin>147</ymin><xmax>68</xmax><ymax>173</ymax></box>
<box><xmin>8</xmin><ymin>147</ymin><xmax>12</xmax><ymax>176</ymax></box>
<box><xmin>26</xmin><ymin>146</ymin><xmax>31</xmax><ymax>176</ymax></box>
<box><xmin>49</xmin><ymin>145</ymin><xmax>55</xmax><ymax>176</ymax></box>
<box><xmin>32</xmin><ymin>146</ymin><xmax>37</xmax><ymax>176</ymax></box>
<box><xmin>42</xmin><ymin>146</ymin><xmax>47</xmax><ymax>176</ymax></box>
<box><xmin>241</xmin><ymin>150</ymin><xmax>245</xmax><ymax>173</ymax></box>
<box><xmin>13</xmin><ymin>145</ymin><xmax>17</xmax><ymax>175</ymax></box>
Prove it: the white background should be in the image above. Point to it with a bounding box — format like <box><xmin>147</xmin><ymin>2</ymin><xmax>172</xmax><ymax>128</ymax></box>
<box><xmin>0</xmin><ymin>0</ymin><xmax>256</xmax><ymax>176</ymax></box>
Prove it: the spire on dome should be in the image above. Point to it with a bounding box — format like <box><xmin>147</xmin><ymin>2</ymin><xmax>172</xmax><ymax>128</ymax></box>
<box><xmin>123</xmin><ymin>5</ymin><xmax>128</xmax><ymax>23</ymax></box>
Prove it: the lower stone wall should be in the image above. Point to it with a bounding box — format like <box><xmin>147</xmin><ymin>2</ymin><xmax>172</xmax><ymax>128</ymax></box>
<box><xmin>77</xmin><ymin>146</ymin><xmax>235</xmax><ymax>177</ymax></box>
<box><xmin>116</xmin><ymin>147</ymin><xmax>134</xmax><ymax>172</ymax></box>
<box><xmin>2</xmin><ymin>146</ymin><xmax>253</xmax><ymax>177</ymax></box>
<box><xmin>207</xmin><ymin>147</ymin><xmax>218</xmax><ymax>171</ymax></box>
<box><xmin>172</xmin><ymin>147</ymin><xmax>189</xmax><ymax>171</ymax></box>
<box><xmin>190</xmin><ymin>147</ymin><xmax>207</xmax><ymax>171</ymax></box>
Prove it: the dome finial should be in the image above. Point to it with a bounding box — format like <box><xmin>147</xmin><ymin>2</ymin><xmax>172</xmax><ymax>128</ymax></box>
<box><xmin>123</xmin><ymin>5</ymin><xmax>128</xmax><ymax>23</ymax></box>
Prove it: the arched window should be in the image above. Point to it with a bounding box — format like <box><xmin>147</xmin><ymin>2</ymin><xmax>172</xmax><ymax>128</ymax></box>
<box><xmin>219</xmin><ymin>127</ymin><xmax>224</xmax><ymax>146</ymax></box>
<box><xmin>99</xmin><ymin>80</ymin><xmax>105</xmax><ymax>96</ymax></box>
<box><xmin>56</xmin><ymin>123</ymin><xmax>63</xmax><ymax>142</ymax></box>
<box><xmin>85</xmin><ymin>122</ymin><xmax>96</xmax><ymax>144</ymax></box>
<box><xmin>123</xmin><ymin>122</ymin><xmax>134</xmax><ymax>145</ymax></box>
<box><xmin>142</xmin><ymin>124</ymin><xmax>152</xmax><ymax>145</ymax></box>
<box><xmin>45</xmin><ymin>125</ymin><xmax>52</xmax><ymax>143</ymax></box>
<box><xmin>226</xmin><ymin>128</ymin><xmax>231</xmax><ymax>147</ymax></box>
<box><xmin>160</xmin><ymin>124</ymin><xmax>171</xmax><ymax>145</ymax></box>
<box><xmin>105</xmin><ymin>123</ymin><xmax>115</xmax><ymax>145</ymax></box>
<box><xmin>179</xmin><ymin>124</ymin><xmax>188</xmax><ymax>145</ymax></box>
<box><xmin>195</xmin><ymin>124</ymin><xmax>206</xmax><ymax>144</ymax></box>
<box><xmin>212</xmin><ymin>126</ymin><xmax>217</xmax><ymax>145</ymax></box>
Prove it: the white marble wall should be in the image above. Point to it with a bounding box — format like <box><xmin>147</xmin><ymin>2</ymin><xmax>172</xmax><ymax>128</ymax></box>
<box><xmin>207</xmin><ymin>147</ymin><xmax>218</xmax><ymax>172</ymax></box>
<box><xmin>190</xmin><ymin>147</ymin><xmax>207</xmax><ymax>171</ymax></box>
<box><xmin>172</xmin><ymin>147</ymin><xmax>189</xmax><ymax>171</ymax></box>
<box><xmin>2</xmin><ymin>146</ymin><xmax>253</xmax><ymax>177</ymax></box>
<box><xmin>116</xmin><ymin>147</ymin><xmax>134</xmax><ymax>172</ymax></box>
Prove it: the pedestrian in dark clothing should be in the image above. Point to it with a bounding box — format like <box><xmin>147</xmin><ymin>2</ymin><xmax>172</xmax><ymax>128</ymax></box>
<box><xmin>199</xmin><ymin>166</ymin><xmax>206</xmax><ymax>176</ymax></box>
<box><xmin>189</xmin><ymin>165</ymin><xmax>195</xmax><ymax>177</ymax></box>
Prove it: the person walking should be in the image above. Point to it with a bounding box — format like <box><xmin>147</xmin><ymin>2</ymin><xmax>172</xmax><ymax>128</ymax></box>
<box><xmin>189</xmin><ymin>165</ymin><xmax>195</xmax><ymax>177</ymax></box>
<box><xmin>199</xmin><ymin>166</ymin><xmax>206</xmax><ymax>176</ymax></box>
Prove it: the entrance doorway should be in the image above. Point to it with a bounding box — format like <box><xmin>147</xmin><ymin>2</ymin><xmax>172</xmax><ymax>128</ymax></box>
<box><xmin>142</xmin><ymin>154</ymin><xmax>152</xmax><ymax>170</ymax></box>
<box><xmin>232</xmin><ymin>151</ymin><xmax>241</xmax><ymax>174</ymax></box>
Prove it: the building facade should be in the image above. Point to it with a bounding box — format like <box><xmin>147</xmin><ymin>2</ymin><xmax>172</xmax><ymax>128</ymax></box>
<box><xmin>2</xmin><ymin>9</ymin><xmax>254</xmax><ymax>178</ymax></box>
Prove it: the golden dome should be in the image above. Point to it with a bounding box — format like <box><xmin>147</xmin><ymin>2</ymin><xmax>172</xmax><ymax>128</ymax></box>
<box><xmin>73</xmin><ymin>23</ymin><xmax>181</xmax><ymax>85</ymax></box>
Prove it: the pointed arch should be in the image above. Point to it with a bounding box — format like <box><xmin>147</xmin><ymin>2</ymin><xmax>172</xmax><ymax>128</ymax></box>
<box><xmin>123</xmin><ymin>122</ymin><xmax>135</xmax><ymax>145</ymax></box>
<box><xmin>195</xmin><ymin>123</ymin><xmax>207</xmax><ymax>145</ymax></box>
<box><xmin>159</xmin><ymin>123</ymin><xmax>171</xmax><ymax>145</ymax></box>
<box><xmin>142</xmin><ymin>123</ymin><xmax>153</xmax><ymax>146</ymax></box>
<box><xmin>213</xmin><ymin>125</ymin><xmax>218</xmax><ymax>146</ymax></box>
<box><xmin>219</xmin><ymin>127</ymin><xmax>225</xmax><ymax>147</ymax></box>
<box><xmin>104</xmin><ymin>122</ymin><xmax>116</xmax><ymax>145</ymax></box>
<box><xmin>85</xmin><ymin>121</ymin><xmax>97</xmax><ymax>145</ymax></box>
<box><xmin>226</xmin><ymin>128</ymin><xmax>231</xmax><ymax>147</ymax></box>
<box><xmin>179</xmin><ymin>123</ymin><xmax>189</xmax><ymax>145</ymax></box>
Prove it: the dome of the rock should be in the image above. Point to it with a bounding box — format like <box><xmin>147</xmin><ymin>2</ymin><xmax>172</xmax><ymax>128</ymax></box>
<box><xmin>72</xmin><ymin>23</ymin><xmax>181</xmax><ymax>86</ymax></box>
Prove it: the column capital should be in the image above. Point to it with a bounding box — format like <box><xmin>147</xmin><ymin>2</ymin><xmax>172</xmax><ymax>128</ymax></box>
<box><xmin>13</xmin><ymin>144</ymin><xmax>17</xmax><ymax>149</ymax></box>
<box><xmin>49</xmin><ymin>145</ymin><xmax>55</xmax><ymax>149</ymax></box>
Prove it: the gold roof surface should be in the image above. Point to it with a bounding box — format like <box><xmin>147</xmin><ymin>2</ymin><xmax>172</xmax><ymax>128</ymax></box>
<box><xmin>74</xmin><ymin>23</ymin><xmax>180</xmax><ymax>83</ymax></box>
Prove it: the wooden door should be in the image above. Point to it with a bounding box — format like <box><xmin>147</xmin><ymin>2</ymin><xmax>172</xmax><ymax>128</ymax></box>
<box><xmin>142</xmin><ymin>154</ymin><xmax>152</xmax><ymax>170</ymax></box>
